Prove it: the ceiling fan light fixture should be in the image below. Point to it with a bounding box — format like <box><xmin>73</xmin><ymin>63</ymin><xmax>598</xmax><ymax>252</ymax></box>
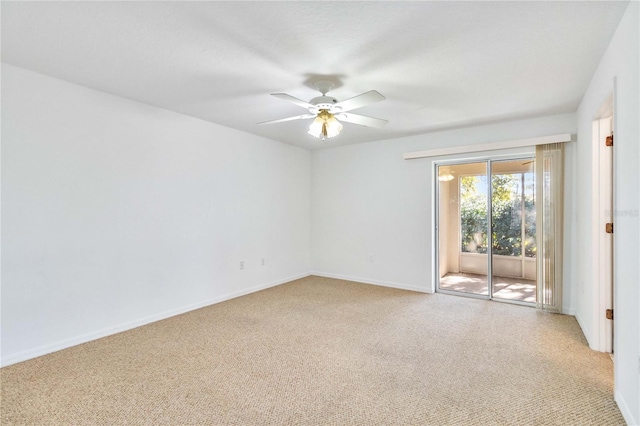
<box><xmin>260</xmin><ymin>88</ymin><xmax>387</xmax><ymax>140</ymax></box>
<box><xmin>308</xmin><ymin>110</ymin><xmax>342</xmax><ymax>140</ymax></box>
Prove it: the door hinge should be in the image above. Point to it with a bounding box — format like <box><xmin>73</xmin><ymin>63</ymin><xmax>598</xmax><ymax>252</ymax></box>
<box><xmin>606</xmin><ymin>134</ymin><xmax>614</xmax><ymax>147</ymax></box>
<box><xmin>606</xmin><ymin>309</ymin><xmax>614</xmax><ymax>320</ymax></box>
<box><xmin>605</xmin><ymin>223</ymin><xmax>614</xmax><ymax>234</ymax></box>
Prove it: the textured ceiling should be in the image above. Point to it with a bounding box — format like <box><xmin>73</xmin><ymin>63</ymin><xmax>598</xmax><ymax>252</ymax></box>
<box><xmin>1</xmin><ymin>1</ymin><xmax>629</xmax><ymax>149</ymax></box>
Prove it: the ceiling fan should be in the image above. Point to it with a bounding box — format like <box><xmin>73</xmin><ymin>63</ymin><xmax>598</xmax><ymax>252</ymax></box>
<box><xmin>258</xmin><ymin>81</ymin><xmax>388</xmax><ymax>140</ymax></box>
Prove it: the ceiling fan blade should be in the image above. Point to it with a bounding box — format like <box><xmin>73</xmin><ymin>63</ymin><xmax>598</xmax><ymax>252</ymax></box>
<box><xmin>336</xmin><ymin>113</ymin><xmax>388</xmax><ymax>128</ymax></box>
<box><xmin>257</xmin><ymin>113</ymin><xmax>316</xmax><ymax>125</ymax></box>
<box><xmin>271</xmin><ymin>93</ymin><xmax>314</xmax><ymax>109</ymax></box>
<box><xmin>334</xmin><ymin>90</ymin><xmax>386</xmax><ymax>112</ymax></box>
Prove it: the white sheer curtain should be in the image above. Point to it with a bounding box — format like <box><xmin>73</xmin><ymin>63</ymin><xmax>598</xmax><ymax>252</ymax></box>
<box><xmin>535</xmin><ymin>143</ymin><xmax>564</xmax><ymax>313</ymax></box>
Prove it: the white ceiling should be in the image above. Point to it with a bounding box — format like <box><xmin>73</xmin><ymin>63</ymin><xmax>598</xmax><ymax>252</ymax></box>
<box><xmin>1</xmin><ymin>1</ymin><xmax>629</xmax><ymax>150</ymax></box>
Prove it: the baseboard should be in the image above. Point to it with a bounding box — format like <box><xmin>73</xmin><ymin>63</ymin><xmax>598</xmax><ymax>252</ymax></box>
<box><xmin>1</xmin><ymin>272</ymin><xmax>311</xmax><ymax>368</ymax></box>
<box><xmin>311</xmin><ymin>271</ymin><xmax>431</xmax><ymax>294</ymax></box>
<box><xmin>615</xmin><ymin>390</ymin><xmax>639</xmax><ymax>426</ymax></box>
<box><xmin>573</xmin><ymin>311</ymin><xmax>594</xmax><ymax>349</ymax></box>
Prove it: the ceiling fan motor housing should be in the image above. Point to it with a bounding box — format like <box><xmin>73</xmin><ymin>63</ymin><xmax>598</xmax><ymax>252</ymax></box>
<box><xmin>308</xmin><ymin>96</ymin><xmax>341</xmax><ymax>114</ymax></box>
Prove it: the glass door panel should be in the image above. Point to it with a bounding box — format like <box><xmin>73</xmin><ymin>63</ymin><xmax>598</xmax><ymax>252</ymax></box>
<box><xmin>490</xmin><ymin>159</ymin><xmax>537</xmax><ymax>303</ymax></box>
<box><xmin>437</xmin><ymin>162</ymin><xmax>489</xmax><ymax>297</ymax></box>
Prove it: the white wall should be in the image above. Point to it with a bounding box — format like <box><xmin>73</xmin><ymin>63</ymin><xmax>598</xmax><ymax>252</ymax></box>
<box><xmin>574</xmin><ymin>2</ymin><xmax>639</xmax><ymax>424</ymax></box>
<box><xmin>1</xmin><ymin>65</ymin><xmax>311</xmax><ymax>366</ymax></box>
<box><xmin>311</xmin><ymin>113</ymin><xmax>577</xmax><ymax>305</ymax></box>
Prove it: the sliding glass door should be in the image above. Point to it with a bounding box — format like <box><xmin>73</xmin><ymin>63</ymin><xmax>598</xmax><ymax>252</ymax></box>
<box><xmin>490</xmin><ymin>160</ymin><xmax>536</xmax><ymax>303</ymax></box>
<box><xmin>436</xmin><ymin>157</ymin><xmax>537</xmax><ymax>305</ymax></box>
<box><xmin>437</xmin><ymin>161</ymin><xmax>489</xmax><ymax>297</ymax></box>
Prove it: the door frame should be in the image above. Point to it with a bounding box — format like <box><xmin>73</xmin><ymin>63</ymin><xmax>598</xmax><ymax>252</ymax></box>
<box><xmin>592</xmin><ymin>92</ymin><xmax>615</xmax><ymax>353</ymax></box>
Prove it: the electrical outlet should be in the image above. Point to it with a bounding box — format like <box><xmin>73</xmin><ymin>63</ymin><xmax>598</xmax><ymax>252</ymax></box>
<box><xmin>240</xmin><ymin>261</ymin><xmax>244</xmax><ymax>270</ymax></box>
<box><xmin>261</xmin><ymin>258</ymin><xmax>265</xmax><ymax>266</ymax></box>
<box><xmin>369</xmin><ymin>254</ymin><xmax>374</xmax><ymax>263</ymax></box>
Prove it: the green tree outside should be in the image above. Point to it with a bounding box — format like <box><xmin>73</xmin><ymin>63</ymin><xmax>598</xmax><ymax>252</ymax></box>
<box><xmin>460</xmin><ymin>173</ymin><xmax>536</xmax><ymax>257</ymax></box>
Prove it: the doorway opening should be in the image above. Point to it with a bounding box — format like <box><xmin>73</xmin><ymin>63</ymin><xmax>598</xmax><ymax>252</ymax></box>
<box><xmin>436</xmin><ymin>157</ymin><xmax>537</xmax><ymax>305</ymax></box>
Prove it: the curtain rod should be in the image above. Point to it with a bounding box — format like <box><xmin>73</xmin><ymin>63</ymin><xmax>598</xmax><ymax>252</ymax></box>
<box><xmin>403</xmin><ymin>133</ymin><xmax>572</xmax><ymax>160</ymax></box>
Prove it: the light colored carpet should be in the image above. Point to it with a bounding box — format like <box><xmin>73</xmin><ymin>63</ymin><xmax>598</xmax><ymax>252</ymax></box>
<box><xmin>1</xmin><ymin>276</ymin><xmax>623</xmax><ymax>425</ymax></box>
